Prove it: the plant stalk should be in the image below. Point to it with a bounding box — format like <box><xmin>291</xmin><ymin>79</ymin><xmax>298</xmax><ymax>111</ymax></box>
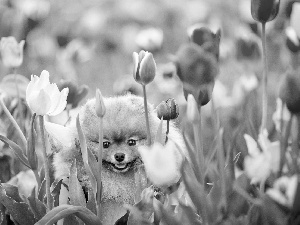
<box><xmin>142</xmin><ymin>85</ymin><xmax>151</xmax><ymax>146</ymax></box>
<box><xmin>97</xmin><ymin>117</ymin><xmax>103</xmax><ymax>218</ymax></box>
<box><xmin>0</xmin><ymin>96</ymin><xmax>27</xmax><ymax>149</ymax></box>
<box><xmin>38</xmin><ymin>115</ymin><xmax>52</xmax><ymax>211</ymax></box>
<box><xmin>261</xmin><ymin>22</ymin><xmax>268</xmax><ymax>132</ymax></box>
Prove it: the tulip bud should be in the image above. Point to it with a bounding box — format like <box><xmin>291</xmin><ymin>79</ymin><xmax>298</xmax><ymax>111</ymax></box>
<box><xmin>0</xmin><ymin>37</ymin><xmax>25</xmax><ymax>69</ymax></box>
<box><xmin>235</xmin><ymin>34</ymin><xmax>261</xmax><ymax>60</ymax></box>
<box><xmin>251</xmin><ymin>0</ymin><xmax>280</xmax><ymax>23</ymax></box>
<box><xmin>133</xmin><ymin>50</ymin><xmax>156</xmax><ymax>85</ymax></box>
<box><xmin>156</xmin><ymin>98</ymin><xmax>179</xmax><ymax>120</ymax></box>
<box><xmin>186</xmin><ymin>94</ymin><xmax>200</xmax><ymax>123</ymax></box>
<box><xmin>279</xmin><ymin>71</ymin><xmax>300</xmax><ymax>114</ymax></box>
<box><xmin>187</xmin><ymin>25</ymin><xmax>221</xmax><ymax>60</ymax></box>
<box><xmin>95</xmin><ymin>89</ymin><xmax>106</xmax><ymax>118</ymax></box>
<box><xmin>58</xmin><ymin>80</ymin><xmax>89</xmax><ymax>108</ymax></box>
<box><xmin>286</xmin><ymin>27</ymin><xmax>300</xmax><ymax>53</ymax></box>
<box><xmin>27</xmin><ymin>113</ymin><xmax>38</xmax><ymax>170</ymax></box>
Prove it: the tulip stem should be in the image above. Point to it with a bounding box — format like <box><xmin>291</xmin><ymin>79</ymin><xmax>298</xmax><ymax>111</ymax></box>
<box><xmin>0</xmin><ymin>95</ymin><xmax>27</xmax><ymax>149</ymax></box>
<box><xmin>38</xmin><ymin>115</ymin><xmax>52</xmax><ymax>211</ymax></box>
<box><xmin>13</xmin><ymin>68</ymin><xmax>24</xmax><ymax>133</ymax></box>
<box><xmin>261</xmin><ymin>22</ymin><xmax>268</xmax><ymax>132</ymax></box>
<box><xmin>142</xmin><ymin>85</ymin><xmax>151</xmax><ymax>146</ymax></box>
<box><xmin>193</xmin><ymin>106</ymin><xmax>205</xmax><ymax>184</ymax></box>
<box><xmin>97</xmin><ymin>117</ymin><xmax>103</xmax><ymax>218</ymax></box>
<box><xmin>33</xmin><ymin>169</ymin><xmax>41</xmax><ymax>192</ymax></box>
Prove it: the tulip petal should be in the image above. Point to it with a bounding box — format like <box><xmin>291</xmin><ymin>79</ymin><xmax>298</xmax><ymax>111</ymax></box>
<box><xmin>48</xmin><ymin>88</ymin><xmax>69</xmax><ymax>116</ymax></box>
<box><xmin>27</xmin><ymin>89</ymin><xmax>51</xmax><ymax>116</ymax></box>
<box><xmin>139</xmin><ymin>52</ymin><xmax>156</xmax><ymax>85</ymax></box>
<box><xmin>244</xmin><ymin>134</ymin><xmax>260</xmax><ymax>156</ymax></box>
<box><xmin>132</xmin><ymin>52</ymin><xmax>139</xmax><ymax>81</ymax></box>
<box><xmin>44</xmin><ymin>83</ymin><xmax>62</xmax><ymax>114</ymax></box>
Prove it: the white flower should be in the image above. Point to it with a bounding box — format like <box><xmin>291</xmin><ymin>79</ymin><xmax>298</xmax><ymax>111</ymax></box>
<box><xmin>272</xmin><ymin>98</ymin><xmax>291</xmax><ymax>132</ymax></box>
<box><xmin>138</xmin><ymin>141</ymin><xmax>183</xmax><ymax>187</ymax></box>
<box><xmin>135</xmin><ymin>28</ymin><xmax>163</xmax><ymax>51</ymax></box>
<box><xmin>291</xmin><ymin>3</ymin><xmax>300</xmax><ymax>38</ymax></box>
<box><xmin>244</xmin><ymin>130</ymin><xmax>280</xmax><ymax>184</ymax></box>
<box><xmin>26</xmin><ymin>70</ymin><xmax>69</xmax><ymax>116</ymax></box>
<box><xmin>0</xmin><ymin>37</ymin><xmax>25</xmax><ymax>68</ymax></box>
<box><xmin>266</xmin><ymin>175</ymin><xmax>298</xmax><ymax>208</ymax></box>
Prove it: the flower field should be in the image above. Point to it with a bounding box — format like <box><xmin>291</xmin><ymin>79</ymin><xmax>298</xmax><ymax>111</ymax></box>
<box><xmin>0</xmin><ymin>0</ymin><xmax>300</xmax><ymax>224</ymax></box>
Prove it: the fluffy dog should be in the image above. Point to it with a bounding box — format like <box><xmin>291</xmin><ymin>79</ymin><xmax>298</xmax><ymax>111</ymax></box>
<box><xmin>51</xmin><ymin>94</ymin><xmax>185</xmax><ymax>224</ymax></box>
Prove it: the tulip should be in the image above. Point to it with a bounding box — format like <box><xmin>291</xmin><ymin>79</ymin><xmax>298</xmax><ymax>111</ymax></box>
<box><xmin>285</xmin><ymin>27</ymin><xmax>300</xmax><ymax>53</ymax></box>
<box><xmin>290</xmin><ymin>2</ymin><xmax>300</xmax><ymax>38</ymax></box>
<box><xmin>26</xmin><ymin>70</ymin><xmax>69</xmax><ymax>116</ymax></box>
<box><xmin>279</xmin><ymin>70</ymin><xmax>300</xmax><ymax>114</ymax></box>
<box><xmin>138</xmin><ymin>141</ymin><xmax>183</xmax><ymax>187</ymax></box>
<box><xmin>235</xmin><ymin>34</ymin><xmax>261</xmax><ymax>61</ymax></box>
<box><xmin>244</xmin><ymin>131</ymin><xmax>280</xmax><ymax>184</ymax></box>
<box><xmin>133</xmin><ymin>50</ymin><xmax>156</xmax><ymax>86</ymax></box>
<box><xmin>95</xmin><ymin>89</ymin><xmax>106</xmax><ymax>118</ymax></box>
<box><xmin>156</xmin><ymin>98</ymin><xmax>179</xmax><ymax>120</ymax></box>
<box><xmin>0</xmin><ymin>37</ymin><xmax>25</xmax><ymax>69</ymax></box>
<box><xmin>187</xmin><ymin>25</ymin><xmax>221</xmax><ymax>60</ymax></box>
<box><xmin>175</xmin><ymin>43</ymin><xmax>218</xmax><ymax>106</ymax></box>
<box><xmin>272</xmin><ymin>98</ymin><xmax>291</xmax><ymax>132</ymax></box>
<box><xmin>266</xmin><ymin>175</ymin><xmax>298</xmax><ymax>209</ymax></box>
<box><xmin>135</xmin><ymin>28</ymin><xmax>164</xmax><ymax>52</ymax></box>
<box><xmin>57</xmin><ymin>80</ymin><xmax>89</xmax><ymax>108</ymax></box>
<box><xmin>251</xmin><ymin>0</ymin><xmax>280</xmax><ymax>23</ymax></box>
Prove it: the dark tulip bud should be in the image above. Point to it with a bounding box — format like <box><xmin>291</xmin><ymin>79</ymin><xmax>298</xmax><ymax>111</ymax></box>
<box><xmin>175</xmin><ymin>43</ymin><xmax>218</xmax><ymax>106</ymax></box>
<box><xmin>235</xmin><ymin>35</ymin><xmax>261</xmax><ymax>60</ymax></box>
<box><xmin>279</xmin><ymin>71</ymin><xmax>300</xmax><ymax>114</ymax></box>
<box><xmin>156</xmin><ymin>98</ymin><xmax>179</xmax><ymax>120</ymax></box>
<box><xmin>286</xmin><ymin>27</ymin><xmax>300</xmax><ymax>53</ymax></box>
<box><xmin>251</xmin><ymin>0</ymin><xmax>280</xmax><ymax>23</ymax></box>
<box><xmin>187</xmin><ymin>25</ymin><xmax>221</xmax><ymax>60</ymax></box>
<box><xmin>58</xmin><ymin>80</ymin><xmax>89</xmax><ymax>108</ymax></box>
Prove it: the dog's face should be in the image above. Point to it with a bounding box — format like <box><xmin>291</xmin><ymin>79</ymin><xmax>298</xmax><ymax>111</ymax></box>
<box><xmin>81</xmin><ymin>95</ymin><xmax>157</xmax><ymax>173</ymax></box>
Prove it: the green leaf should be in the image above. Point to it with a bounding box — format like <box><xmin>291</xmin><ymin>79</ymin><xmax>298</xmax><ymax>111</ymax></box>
<box><xmin>86</xmin><ymin>189</ymin><xmax>97</xmax><ymax>215</ymax></box>
<box><xmin>27</xmin><ymin>113</ymin><xmax>38</xmax><ymax>170</ymax></box>
<box><xmin>35</xmin><ymin>205</ymin><xmax>102</xmax><ymax>225</ymax></box>
<box><xmin>69</xmin><ymin>160</ymin><xmax>86</xmax><ymax>207</ymax></box>
<box><xmin>154</xmin><ymin>118</ymin><xmax>164</xmax><ymax>144</ymax></box>
<box><xmin>0</xmin><ymin>183</ymin><xmax>36</xmax><ymax>225</ymax></box>
<box><xmin>38</xmin><ymin>179</ymin><xmax>46</xmax><ymax>203</ymax></box>
<box><xmin>51</xmin><ymin>179</ymin><xmax>63</xmax><ymax>208</ymax></box>
<box><xmin>27</xmin><ymin>187</ymin><xmax>47</xmax><ymax>221</ymax></box>
<box><xmin>63</xmin><ymin>214</ymin><xmax>80</xmax><ymax>225</ymax></box>
<box><xmin>0</xmin><ymin>183</ymin><xmax>24</xmax><ymax>203</ymax></box>
<box><xmin>76</xmin><ymin>116</ymin><xmax>98</xmax><ymax>196</ymax></box>
<box><xmin>0</xmin><ymin>135</ymin><xmax>30</xmax><ymax>168</ymax></box>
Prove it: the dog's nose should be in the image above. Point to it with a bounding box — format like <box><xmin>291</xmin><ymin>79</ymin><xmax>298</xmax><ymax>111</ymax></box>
<box><xmin>114</xmin><ymin>153</ymin><xmax>125</xmax><ymax>162</ymax></box>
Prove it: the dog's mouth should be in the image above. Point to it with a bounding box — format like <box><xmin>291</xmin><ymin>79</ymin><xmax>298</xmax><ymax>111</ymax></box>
<box><xmin>104</xmin><ymin>159</ymin><xmax>137</xmax><ymax>172</ymax></box>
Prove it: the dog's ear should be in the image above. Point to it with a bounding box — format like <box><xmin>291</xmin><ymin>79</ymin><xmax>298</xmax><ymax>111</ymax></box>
<box><xmin>44</xmin><ymin>121</ymin><xmax>78</xmax><ymax>150</ymax></box>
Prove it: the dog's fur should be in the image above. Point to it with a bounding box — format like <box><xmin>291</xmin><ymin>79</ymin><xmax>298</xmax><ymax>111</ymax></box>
<box><xmin>51</xmin><ymin>94</ymin><xmax>185</xmax><ymax>224</ymax></box>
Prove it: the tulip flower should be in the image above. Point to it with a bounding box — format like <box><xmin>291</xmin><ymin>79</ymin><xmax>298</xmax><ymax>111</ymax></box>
<box><xmin>244</xmin><ymin>130</ymin><xmax>280</xmax><ymax>184</ymax></box>
<box><xmin>57</xmin><ymin>80</ymin><xmax>89</xmax><ymax>108</ymax></box>
<box><xmin>279</xmin><ymin>70</ymin><xmax>300</xmax><ymax>114</ymax></box>
<box><xmin>285</xmin><ymin>27</ymin><xmax>300</xmax><ymax>53</ymax></box>
<box><xmin>175</xmin><ymin>43</ymin><xmax>218</xmax><ymax>106</ymax></box>
<box><xmin>26</xmin><ymin>70</ymin><xmax>69</xmax><ymax>116</ymax></box>
<box><xmin>133</xmin><ymin>50</ymin><xmax>156</xmax><ymax>86</ymax></box>
<box><xmin>235</xmin><ymin>34</ymin><xmax>261</xmax><ymax>61</ymax></box>
<box><xmin>0</xmin><ymin>37</ymin><xmax>25</xmax><ymax>69</ymax></box>
<box><xmin>95</xmin><ymin>89</ymin><xmax>106</xmax><ymax>118</ymax></box>
<box><xmin>251</xmin><ymin>0</ymin><xmax>280</xmax><ymax>23</ymax></box>
<box><xmin>266</xmin><ymin>175</ymin><xmax>298</xmax><ymax>208</ymax></box>
<box><xmin>290</xmin><ymin>2</ymin><xmax>300</xmax><ymax>39</ymax></box>
<box><xmin>132</xmin><ymin>50</ymin><xmax>157</xmax><ymax>145</ymax></box>
<box><xmin>272</xmin><ymin>98</ymin><xmax>291</xmax><ymax>132</ymax></box>
<box><xmin>187</xmin><ymin>25</ymin><xmax>221</xmax><ymax>60</ymax></box>
<box><xmin>138</xmin><ymin>141</ymin><xmax>183</xmax><ymax>187</ymax></box>
<box><xmin>135</xmin><ymin>28</ymin><xmax>164</xmax><ymax>52</ymax></box>
<box><xmin>156</xmin><ymin>98</ymin><xmax>179</xmax><ymax>120</ymax></box>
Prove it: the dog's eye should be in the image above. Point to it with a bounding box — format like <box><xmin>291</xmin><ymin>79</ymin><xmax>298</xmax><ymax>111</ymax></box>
<box><xmin>127</xmin><ymin>139</ymin><xmax>136</xmax><ymax>146</ymax></box>
<box><xmin>103</xmin><ymin>141</ymin><xmax>110</xmax><ymax>148</ymax></box>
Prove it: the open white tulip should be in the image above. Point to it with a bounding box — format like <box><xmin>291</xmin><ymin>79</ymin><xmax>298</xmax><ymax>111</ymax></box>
<box><xmin>26</xmin><ymin>70</ymin><xmax>69</xmax><ymax>116</ymax></box>
<box><xmin>138</xmin><ymin>141</ymin><xmax>183</xmax><ymax>187</ymax></box>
